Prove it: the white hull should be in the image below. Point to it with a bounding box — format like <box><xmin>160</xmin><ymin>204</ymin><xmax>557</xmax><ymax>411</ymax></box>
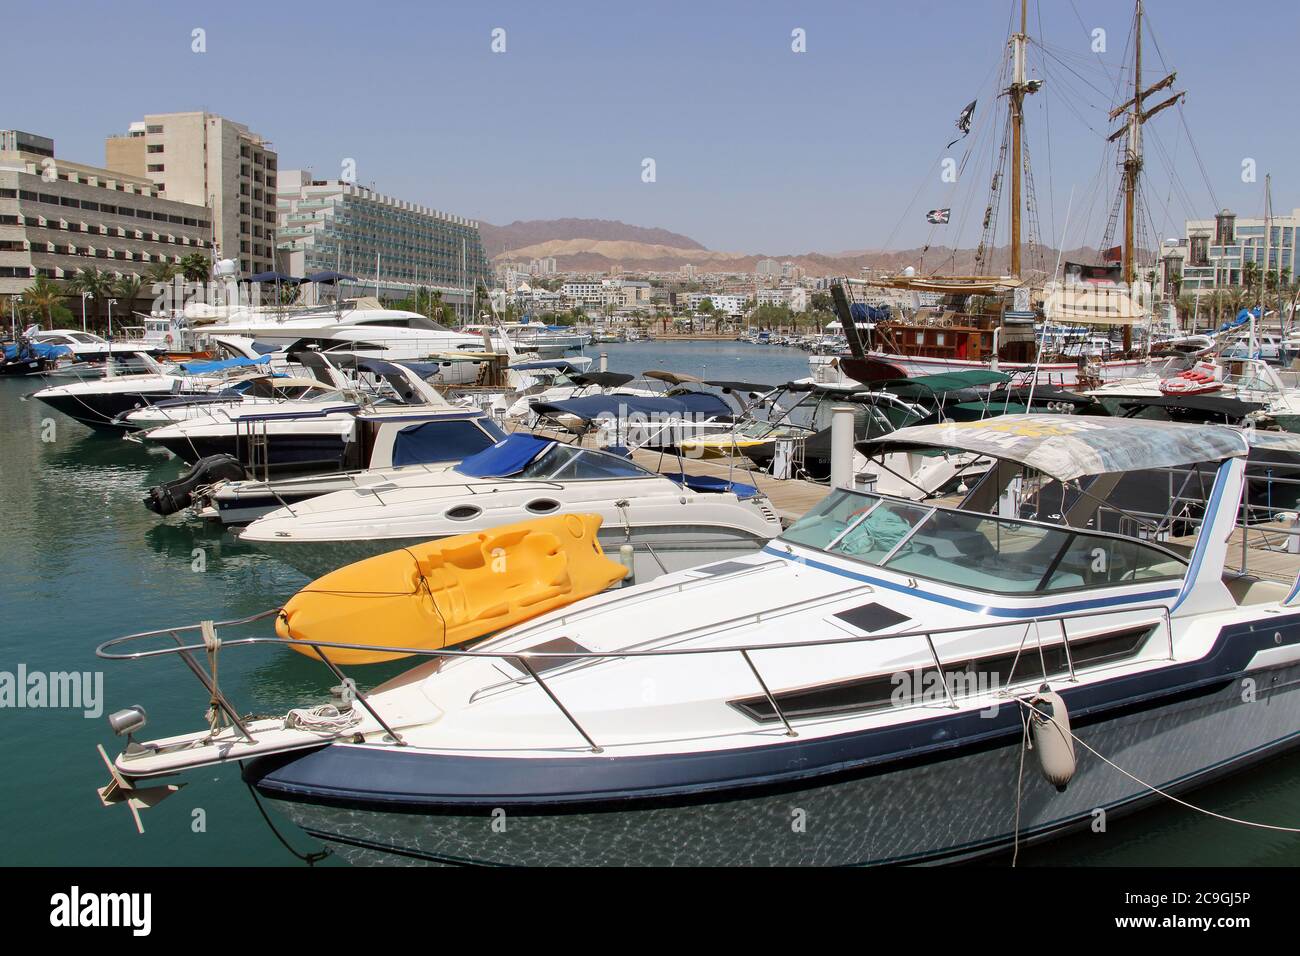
<box><xmin>811</xmin><ymin>352</ymin><xmax>1151</xmax><ymax>387</ymax></box>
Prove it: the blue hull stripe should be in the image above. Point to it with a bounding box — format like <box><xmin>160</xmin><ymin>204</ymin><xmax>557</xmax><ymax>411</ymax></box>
<box><xmin>758</xmin><ymin>545</ymin><xmax>1178</xmax><ymax>618</ymax></box>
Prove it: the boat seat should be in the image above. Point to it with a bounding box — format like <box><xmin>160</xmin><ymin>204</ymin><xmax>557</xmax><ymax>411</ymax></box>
<box><xmin>662</xmin><ymin>472</ymin><xmax>761</xmax><ymax>500</ymax></box>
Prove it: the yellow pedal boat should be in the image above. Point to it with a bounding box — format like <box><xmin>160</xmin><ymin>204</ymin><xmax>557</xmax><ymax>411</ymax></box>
<box><xmin>275</xmin><ymin>513</ymin><xmax>628</xmax><ymax>664</ymax></box>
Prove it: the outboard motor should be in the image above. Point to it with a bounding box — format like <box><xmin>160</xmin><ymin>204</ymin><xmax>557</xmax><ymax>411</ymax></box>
<box><xmin>144</xmin><ymin>454</ymin><xmax>247</xmax><ymax>516</ymax></box>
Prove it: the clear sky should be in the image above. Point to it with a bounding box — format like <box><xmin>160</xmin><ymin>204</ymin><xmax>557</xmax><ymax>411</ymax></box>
<box><xmin>5</xmin><ymin>0</ymin><xmax>1295</xmax><ymax>256</ymax></box>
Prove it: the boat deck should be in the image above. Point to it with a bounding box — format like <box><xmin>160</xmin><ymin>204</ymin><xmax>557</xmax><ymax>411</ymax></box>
<box><xmin>629</xmin><ymin>449</ymin><xmax>830</xmax><ymax>524</ymax></box>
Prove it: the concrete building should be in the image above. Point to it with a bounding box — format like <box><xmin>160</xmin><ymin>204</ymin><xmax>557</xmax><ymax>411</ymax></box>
<box><xmin>686</xmin><ymin>291</ymin><xmax>747</xmax><ymax>316</ymax></box>
<box><xmin>274</xmin><ymin>170</ymin><xmax>490</xmax><ymax>314</ymax></box>
<box><xmin>106</xmin><ymin>112</ymin><xmax>277</xmax><ymax>276</ymax></box>
<box><xmin>1</xmin><ymin>130</ymin><xmax>213</xmax><ymax>296</ymax></box>
<box><xmin>1170</xmin><ymin>208</ymin><xmax>1300</xmax><ymax>293</ymax></box>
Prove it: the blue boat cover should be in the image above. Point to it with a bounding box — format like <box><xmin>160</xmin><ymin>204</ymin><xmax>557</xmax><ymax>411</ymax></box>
<box><xmin>530</xmin><ymin>392</ymin><xmax>732</xmax><ymax>421</ymax></box>
<box><xmin>5</xmin><ymin>341</ymin><xmax>70</xmax><ymax>361</ymax></box>
<box><xmin>454</xmin><ymin>433</ymin><xmax>556</xmax><ymax>477</ymax></box>
<box><xmin>391</xmin><ymin>419</ymin><xmax>500</xmax><ymax>467</ymax></box>
<box><xmin>181</xmin><ymin>355</ymin><xmax>271</xmax><ymax>373</ymax></box>
<box><xmin>660</xmin><ymin>472</ymin><xmax>761</xmax><ymax>500</ymax></box>
<box><xmin>850</xmin><ymin>303</ymin><xmax>891</xmax><ymax>323</ymax></box>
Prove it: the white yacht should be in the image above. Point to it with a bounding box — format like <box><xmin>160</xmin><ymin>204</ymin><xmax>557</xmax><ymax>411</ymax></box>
<box><xmin>30</xmin><ymin>328</ymin><xmax>164</xmax><ymax>363</ymax></box>
<box><xmin>99</xmin><ymin>416</ymin><xmax>1300</xmax><ymax>864</ymax></box>
<box><xmin>238</xmin><ymin>432</ymin><xmax>783</xmax><ymax>580</ymax></box>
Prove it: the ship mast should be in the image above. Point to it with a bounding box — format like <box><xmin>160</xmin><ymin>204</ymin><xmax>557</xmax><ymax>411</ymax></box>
<box><xmin>1007</xmin><ymin>0</ymin><xmax>1035</xmax><ymax>279</ymax></box>
<box><xmin>1107</xmin><ymin>0</ymin><xmax>1182</xmax><ymax>348</ymax></box>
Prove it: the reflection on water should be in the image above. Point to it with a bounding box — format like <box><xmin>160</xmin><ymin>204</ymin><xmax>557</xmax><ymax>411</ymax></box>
<box><xmin>4</xmin><ymin>352</ymin><xmax>1300</xmax><ymax>867</ymax></box>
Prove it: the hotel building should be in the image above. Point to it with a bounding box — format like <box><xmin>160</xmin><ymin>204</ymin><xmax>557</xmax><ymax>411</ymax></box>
<box><xmin>1</xmin><ymin>130</ymin><xmax>212</xmax><ymax>296</ymax></box>
<box><xmin>273</xmin><ymin>170</ymin><xmax>491</xmax><ymax>314</ymax></box>
<box><xmin>106</xmin><ymin>112</ymin><xmax>277</xmax><ymax>276</ymax></box>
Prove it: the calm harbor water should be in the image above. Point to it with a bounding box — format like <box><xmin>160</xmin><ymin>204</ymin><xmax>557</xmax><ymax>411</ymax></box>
<box><xmin>3</xmin><ymin>339</ymin><xmax>1299</xmax><ymax>866</ymax></box>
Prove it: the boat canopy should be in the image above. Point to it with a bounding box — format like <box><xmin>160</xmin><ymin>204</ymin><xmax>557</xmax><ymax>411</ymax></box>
<box><xmin>1044</xmin><ymin>283</ymin><xmax>1146</xmax><ymax>326</ymax></box>
<box><xmin>530</xmin><ymin>392</ymin><xmax>733</xmax><ymax>422</ymax></box>
<box><xmin>180</xmin><ymin>355</ymin><xmax>271</xmax><ymax>373</ymax></box>
<box><xmin>455</xmin><ymin>434</ymin><xmax>556</xmax><ymax>478</ymax></box>
<box><xmin>704</xmin><ymin>379</ymin><xmax>774</xmax><ymax>393</ymax></box>
<box><xmin>860</xmin><ymin>415</ymin><xmax>1252</xmax><ymax>482</ymax></box>
<box><xmin>571</xmin><ymin>371</ymin><xmax>635</xmax><ymax>388</ymax></box>
<box><xmin>643</xmin><ymin>369</ymin><xmax>702</xmax><ymax>384</ymax></box>
<box><xmin>875</xmin><ymin>370</ymin><xmax>1010</xmax><ymax>397</ymax></box>
<box><xmin>510</xmin><ymin>359</ymin><xmax>585</xmax><ymax>372</ymax></box>
<box><xmin>871</xmin><ymin>275</ymin><xmax>1023</xmax><ymax>295</ymax></box>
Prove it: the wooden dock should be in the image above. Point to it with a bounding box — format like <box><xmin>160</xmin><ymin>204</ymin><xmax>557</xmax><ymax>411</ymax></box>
<box><xmin>1170</xmin><ymin>523</ymin><xmax>1300</xmax><ymax>583</ymax></box>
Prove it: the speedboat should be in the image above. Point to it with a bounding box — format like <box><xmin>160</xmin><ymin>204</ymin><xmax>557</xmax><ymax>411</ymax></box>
<box><xmin>98</xmin><ymin>415</ymin><xmax>1300</xmax><ymax>864</ymax></box>
<box><xmin>26</xmin><ymin>352</ymin><xmax>267</xmax><ymax>429</ymax></box>
<box><xmin>238</xmin><ymin>432</ymin><xmax>784</xmax><ymax>579</ymax></box>
<box><xmin>138</xmin><ymin>358</ymin><xmax>453</xmax><ymax>476</ymax></box>
<box><xmin>117</xmin><ymin>372</ymin><xmax>343</xmax><ymax>430</ymax></box>
<box><xmin>169</xmin><ymin>407</ymin><xmax>508</xmax><ymax>523</ymax></box>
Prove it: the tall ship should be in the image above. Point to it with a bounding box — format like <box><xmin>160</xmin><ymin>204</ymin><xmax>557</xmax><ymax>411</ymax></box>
<box><xmin>827</xmin><ymin>0</ymin><xmax>1183</xmax><ymax>388</ymax></box>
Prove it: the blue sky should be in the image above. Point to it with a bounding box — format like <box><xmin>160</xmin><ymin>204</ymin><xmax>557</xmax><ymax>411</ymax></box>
<box><xmin>6</xmin><ymin>0</ymin><xmax>1295</xmax><ymax>255</ymax></box>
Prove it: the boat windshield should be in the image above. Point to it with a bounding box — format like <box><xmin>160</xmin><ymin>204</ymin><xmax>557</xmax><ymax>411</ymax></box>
<box><xmin>781</xmin><ymin>489</ymin><xmax>1187</xmax><ymax>595</ymax></box>
<box><xmin>517</xmin><ymin>444</ymin><xmax>657</xmax><ymax>481</ymax></box>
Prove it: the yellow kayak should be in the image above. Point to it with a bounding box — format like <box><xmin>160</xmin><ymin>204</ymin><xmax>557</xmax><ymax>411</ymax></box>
<box><xmin>275</xmin><ymin>514</ymin><xmax>628</xmax><ymax>664</ymax></box>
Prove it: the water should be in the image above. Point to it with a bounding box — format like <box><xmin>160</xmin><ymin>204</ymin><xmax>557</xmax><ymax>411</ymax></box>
<box><xmin>2</xmin><ymin>341</ymin><xmax>1299</xmax><ymax>866</ymax></box>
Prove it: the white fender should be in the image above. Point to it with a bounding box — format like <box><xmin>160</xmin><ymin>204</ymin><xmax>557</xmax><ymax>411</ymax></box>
<box><xmin>1029</xmin><ymin>688</ymin><xmax>1076</xmax><ymax>792</ymax></box>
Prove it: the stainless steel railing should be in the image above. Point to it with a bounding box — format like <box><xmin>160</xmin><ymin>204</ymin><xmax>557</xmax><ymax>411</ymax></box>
<box><xmin>96</xmin><ymin>598</ymin><xmax>1174</xmax><ymax>755</ymax></box>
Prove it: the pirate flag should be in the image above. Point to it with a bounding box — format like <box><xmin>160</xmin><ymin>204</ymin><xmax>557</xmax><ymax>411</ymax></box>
<box><xmin>926</xmin><ymin>208</ymin><xmax>951</xmax><ymax>224</ymax></box>
<box><xmin>946</xmin><ymin>99</ymin><xmax>977</xmax><ymax>149</ymax></box>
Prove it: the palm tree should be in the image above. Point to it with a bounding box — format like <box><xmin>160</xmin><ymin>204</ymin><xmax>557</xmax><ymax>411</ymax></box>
<box><xmin>178</xmin><ymin>253</ymin><xmax>211</xmax><ymax>284</ymax></box>
<box><xmin>144</xmin><ymin>260</ymin><xmax>179</xmax><ymax>285</ymax></box>
<box><xmin>66</xmin><ymin>267</ymin><xmax>113</xmax><ymax>326</ymax></box>
<box><xmin>111</xmin><ymin>275</ymin><xmax>145</xmax><ymax>321</ymax></box>
<box><xmin>22</xmin><ymin>276</ymin><xmax>66</xmax><ymax>325</ymax></box>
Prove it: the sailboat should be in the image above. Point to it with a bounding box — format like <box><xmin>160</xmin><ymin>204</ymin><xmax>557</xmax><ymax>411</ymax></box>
<box><xmin>828</xmin><ymin>0</ymin><xmax>1184</xmax><ymax>389</ymax></box>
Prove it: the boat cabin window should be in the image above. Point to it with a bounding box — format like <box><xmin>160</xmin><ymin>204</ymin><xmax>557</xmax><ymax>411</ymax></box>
<box><xmin>518</xmin><ymin>444</ymin><xmax>655</xmax><ymax>481</ymax></box>
<box><xmin>782</xmin><ymin>489</ymin><xmax>1186</xmax><ymax>594</ymax></box>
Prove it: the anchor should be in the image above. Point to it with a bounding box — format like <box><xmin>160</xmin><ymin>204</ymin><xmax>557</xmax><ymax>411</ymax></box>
<box><xmin>94</xmin><ymin>706</ymin><xmax>184</xmax><ymax>834</ymax></box>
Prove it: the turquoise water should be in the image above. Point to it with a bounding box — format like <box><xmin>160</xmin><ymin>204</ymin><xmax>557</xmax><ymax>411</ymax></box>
<box><xmin>2</xmin><ymin>341</ymin><xmax>1299</xmax><ymax>866</ymax></box>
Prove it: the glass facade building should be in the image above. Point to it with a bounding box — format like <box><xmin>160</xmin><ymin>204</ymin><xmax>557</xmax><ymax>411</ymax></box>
<box><xmin>275</xmin><ymin>171</ymin><xmax>490</xmax><ymax>309</ymax></box>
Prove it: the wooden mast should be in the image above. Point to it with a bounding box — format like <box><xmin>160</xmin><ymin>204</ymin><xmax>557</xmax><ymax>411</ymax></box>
<box><xmin>1008</xmin><ymin>0</ymin><xmax>1031</xmax><ymax>279</ymax></box>
<box><xmin>1108</xmin><ymin>0</ymin><xmax>1180</xmax><ymax>351</ymax></box>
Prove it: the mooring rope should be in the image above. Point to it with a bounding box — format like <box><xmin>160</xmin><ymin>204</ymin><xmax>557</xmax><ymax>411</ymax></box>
<box><xmin>1011</xmin><ymin>695</ymin><xmax>1300</xmax><ymax>837</ymax></box>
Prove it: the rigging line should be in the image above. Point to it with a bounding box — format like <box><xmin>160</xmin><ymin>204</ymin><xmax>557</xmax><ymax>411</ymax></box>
<box><xmin>1177</xmin><ymin>106</ymin><xmax>1221</xmax><ymax>213</ymax></box>
<box><xmin>1031</xmin><ymin>41</ymin><xmax>1116</xmax><ymax>105</ymax></box>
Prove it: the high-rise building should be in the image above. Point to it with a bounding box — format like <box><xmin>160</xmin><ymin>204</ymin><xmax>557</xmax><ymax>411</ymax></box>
<box><xmin>106</xmin><ymin>112</ymin><xmax>277</xmax><ymax>276</ymax></box>
<box><xmin>2</xmin><ymin>130</ymin><xmax>212</xmax><ymax>296</ymax></box>
<box><xmin>274</xmin><ymin>171</ymin><xmax>491</xmax><ymax>315</ymax></box>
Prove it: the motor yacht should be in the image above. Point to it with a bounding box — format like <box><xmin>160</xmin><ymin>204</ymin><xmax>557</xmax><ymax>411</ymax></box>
<box><xmin>238</xmin><ymin>432</ymin><xmax>784</xmax><ymax>579</ymax></box>
<box><xmin>172</xmin><ymin>407</ymin><xmax>508</xmax><ymax>524</ymax></box>
<box><xmin>138</xmin><ymin>358</ymin><xmax>453</xmax><ymax>476</ymax></box>
<box><xmin>98</xmin><ymin>415</ymin><xmax>1300</xmax><ymax>864</ymax></box>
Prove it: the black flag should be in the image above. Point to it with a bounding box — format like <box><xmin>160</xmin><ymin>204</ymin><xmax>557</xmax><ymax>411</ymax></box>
<box><xmin>926</xmin><ymin>208</ymin><xmax>951</xmax><ymax>224</ymax></box>
<box><xmin>946</xmin><ymin>99</ymin><xmax>977</xmax><ymax>148</ymax></box>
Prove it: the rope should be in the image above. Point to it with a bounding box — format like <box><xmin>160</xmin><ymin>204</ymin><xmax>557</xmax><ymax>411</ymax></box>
<box><xmin>200</xmin><ymin>619</ymin><xmax>221</xmax><ymax>734</ymax></box>
<box><xmin>1010</xmin><ymin>694</ymin><xmax>1300</xmax><ymax>835</ymax></box>
<box><xmin>285</xmin><ymin>703</ymin><xmax>360</xmax><ymax>735</ymax></box>
<box><xmin>243</xmin><ymin>779</ymin><xmax>331</xmax><ymax>866</ymax></box>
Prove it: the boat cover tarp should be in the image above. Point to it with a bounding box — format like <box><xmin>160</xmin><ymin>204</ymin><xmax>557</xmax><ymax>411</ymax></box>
<box><xmin>530</xmin><ymin>392</ymin><xmax>732</xmax><ymax>422</ymax></box>
<box><xmin>704</xmin><ymin>380</ymin><xmax>774</xmax><ymax>393</ymax></box>
<box><xmin>660</xmin><ymin>472</ymin><xmax>761</xmax><ymax>500</ymax></box>
<box><xmin>454</xmin><ymin>433</ymin><xmax>556</xmax><ymax>477</ymax></box>
<box><xmin>849</xmin><ymin>303</ymin><xmax>892</xmax><ymax>324</ymax></box>
<box><xmin>5</xmin><ymin>341</ymin><xmax>70</xmax><ymax>361</ymax></box>
<box><xmin>1044</xmin><ymin>282</ymin><xmax>1146</xmax><ymax>325</ymax></box>
<box><xmin>391</xmin><ymin>419</ymin><xmax>496</xmax><ymax>467</ymax></box>
<box><xmin>861</xmin><ymin>415</ymin><xmax>1250</xmax><ymax>481</ymax></box>
<box><xmin>875</xmin><ymin>370</ymin><xmax>1010</xmax><ymax>396</ymax></box>
<box><xmin>181</xmin><ymin>355</ymin><xmax>271</xmax><ymax>373</ymax></box>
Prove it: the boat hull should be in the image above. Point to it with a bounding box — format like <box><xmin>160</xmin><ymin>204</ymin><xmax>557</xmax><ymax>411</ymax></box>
<box><xmin>34</xmin><ymin>388</ymin><xmax>186</xmax><ymax>430</ymax></box>
<box><xmin>813</xmin><ymin>352</ymin><xmax>1150</xmax><ymax>387</ymax></box>
<box><xmin>251</xmin><ymin>657</ymin><xmax>1300</xmax><ymax>866</ymax></box>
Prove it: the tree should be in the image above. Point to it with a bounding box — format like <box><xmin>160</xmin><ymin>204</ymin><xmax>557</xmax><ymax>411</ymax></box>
<box><xmin>179</xmin><ymin>253</ymin><xmax>211</xmax><ymax>283</ymax></box>
<box><xmin>66</xmin><ymin>267</ymin><xmax>113</xmax><ymax>325</ymax></box>
<box><xmin>21</xmin><ymin>276</ymin><xmax>66</xmax><ymax>324</ymax></box>
<box><xmin>111</xmin><ymin>275</ymin><xmax>145</xmax><ymax>321</ymax></box>
<box><xmin>144</xmin><ymin>260</ymin><xmax>179</xmax><ymax>285</ymax></box>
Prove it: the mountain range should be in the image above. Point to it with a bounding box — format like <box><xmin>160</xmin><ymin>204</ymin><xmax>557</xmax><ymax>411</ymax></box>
<box><xmin>479</xmin><ymin>218</ymin><xmax>1132</xmax><ymax>278</ymax></box>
